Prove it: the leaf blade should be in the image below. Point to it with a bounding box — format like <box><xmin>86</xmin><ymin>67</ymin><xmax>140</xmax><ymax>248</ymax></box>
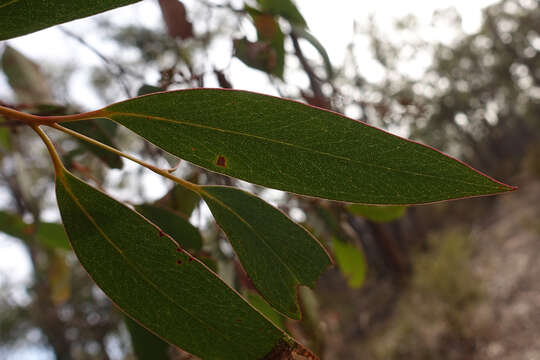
<box><xmin>55</xmin><ymin>168</ymin><xmax>304</xmax><ymax>360</ymax></box>
<box><xmin>200</xmin><ymin>185</ymin><xmax>332</xmax><ymax>319</ymax></box>
<box><xmin>102</xmin><ymin>89</ymin><xmax>515</xmax><ymax>204</ymax></box>
<box><xmin>0</xmin><ymin>0</ymin><xmax>142</xmax><ymax>40</ymax></box>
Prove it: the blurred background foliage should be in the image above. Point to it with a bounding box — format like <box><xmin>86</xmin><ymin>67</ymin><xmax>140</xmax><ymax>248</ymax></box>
<box><xmin>0</xmin><ymin>0</ymin><xmax>539</xmax><ymax>359</ymax></box>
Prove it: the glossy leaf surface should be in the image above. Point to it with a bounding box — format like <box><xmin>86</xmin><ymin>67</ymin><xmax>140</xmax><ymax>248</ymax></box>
<box><xmin>0</xmin><ymin>0</ymin><xmax>142</xmax><ymax>40</ymax></box>
<box><xmin>200</xmin><ymin>185</ymin><xmax>331</xmax><ymax>318</ymax></box>
<box><xmin>102</xmin><ymin>89</ymin><xmax>514</xmax><ymax>204</ymax></box>
<box><xmin>135</xmin><ymin>204</ymin><xmax>202</xmax><ymax>251</ymax></box>
<box><xmin>55</xmin><ymin>168</ymin><xmax>302</xmax><ymax>360</ymax></box>
<box><xmin>348</xmin><ymin>204</ymin><xmax>407</xmax><ymax>223</ymax></box>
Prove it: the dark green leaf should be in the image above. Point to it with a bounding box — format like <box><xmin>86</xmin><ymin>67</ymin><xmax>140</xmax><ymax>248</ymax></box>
<box><xmin>63</xmin><ymin>118</ymin><xmax>123</xmax><ymax>169</ymax></box>
<box><xmin>348</xmin><ymin>204</ymin><xmax>407</xmax><ymax>223</ymax></box>
<box><xmin>0</xmin><ymin>0</ymin><xmax>142</xmax><ymax>40</ymax></box>
<box><xmin>55</xmin><ymin>168</ymin><xmax>307</xmax><ymax>359</ymax></box>
<box><xmin>332</xmin><ymin>238</ymin><xmax>366</xmax><ymax>288</ymax></box>
<box><xmin>135</xmin><ymin>204</ymin><xmax>202</xmax><ymax>251</ymax></box>
<box><xmin>257</xmin><ymin>0</ymin><xmax>307</xmax><ymax>27</ymax></box>
<box><xmin>101</xmin><ymin>89</ymin><xmax>515</xmax><ymax>204</ymax></box>
<box><xmin>200</xmin><ymin>185</ymin><xmax>331</xmax><ymax>318</ymax></box>
<box><xmin>124</xmin><ymin>316</ymin><xmax>169</xmax><ymax>360</ymax></box>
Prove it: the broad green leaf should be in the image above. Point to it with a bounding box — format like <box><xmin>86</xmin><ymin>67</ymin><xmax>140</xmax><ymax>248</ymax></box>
<box><xmin>100</xmin><ymin>89</ymin><xmax>515</xmax><ymax>204</ymax></box>
<box><xmin>200</xmin><ymin>185</ymin><xmax>331</xmax><ymax>319</ymax></box>
<box><xmin>35</xmin><ymin>222</ymin><xmax>71</xmax><ymax>250</ymax></box>
<box><xmin>257</xmin><ymin>0</ymin><xmax>307</xmax><ymax>27</ymax></box>
<box><xmin>135</xmin><ymin>204</ymin><xmax>202</xmax><ymax>251</ymax></box>
<box><xmin>292</xmin><ymin>26</ymin><xmax>333</xmax><ymax>79</ymax></box>
<box><xmin>55</xmin><ymin>168</ymin><xmax>310</xmax><ymax>359</ymax></box>
<box><xmin>348</xmin><ymin>204</ymin><xmax>407</xmax><ymax>223</ymax></box>
<box><xmin>0</xmin><ymin>0</ymin><xmax>142</xmax><ymax>40</ymax></box>
<box><xmin>331</xmin><ymin>238</ymin><xmax>366</xmax><ymax>288</ymax></box>
<box><xmin>63</xmin><ymin>118</ymin><xmax>123</xmax><ymax>169</ymax></box>
<box><xmin>124</xmin><ymin>316</ymin><xmax>169</xmax><ymax>360</ymax></box>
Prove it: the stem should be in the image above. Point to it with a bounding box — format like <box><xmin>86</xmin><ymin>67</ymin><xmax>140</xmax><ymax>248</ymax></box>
<box><xmin>50</xmin><ymin>123</ymin><xmax>201</xmax><ymax>194</ymax></box>
<box><xmin>31</xmin><ymin>125</ymin><xmax>65</xmax><ymax>175</ymax></box>
<box><xmin>0</xmin><ymin>105</ymin><xmax>105</xmax><ymax>126</ymax></box>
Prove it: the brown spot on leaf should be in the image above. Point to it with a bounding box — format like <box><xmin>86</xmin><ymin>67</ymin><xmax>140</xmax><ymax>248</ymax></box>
<box><xmin>235</xmin><ymin>318</ymin><xmax>242</xmax><ymax>323</ymax></box>
<box><xmin>177</xmin><ymin>260</ymin><xmax>182</xmax><ymax>265</ymax></box>
<box><xmin>158</xmin><ymin>230</ymin><xmax>165</xmax><ymax>237</ymax></box>
<box><xmin>188</xmin><ymin>257</ymin><xmax>194</xmax><ymax>262</ymax></box>
<box><xmin>176</xmin><ymin>247</ymin><xmax>183</xmax><ymax>252</ymax></box>
<box><xmin>216</xmin><ymin>156</ymin><xmax>226</xmax><ymax>167</ymax></box>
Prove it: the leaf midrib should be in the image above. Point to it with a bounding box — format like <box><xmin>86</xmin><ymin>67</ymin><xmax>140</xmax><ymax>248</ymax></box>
<box><xmin>106</xmin><ymin>111</ymin><xmax>499</xmax><ymax>190</ymax></box>
<box><xmin>59</xmin><ymin>176</ymin><xmax>260</xmax><ymax>354</ymax></box>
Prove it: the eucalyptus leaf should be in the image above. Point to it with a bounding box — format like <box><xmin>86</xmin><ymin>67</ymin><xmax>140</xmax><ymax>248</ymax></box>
<box><xmin>200</xmin><ymin>185</ymin><xmax>331</xmax><ymax>319</ymax></box>
<box><xmin>99</xmin><ymin>89</ymin><xmax>515</xmax><ymax>204</ymax></box>
<box><xmin>55</xmin><ymin>168</ymin><xmax>310</xmax><ymax>359</ymax></box>
<box><xmin>0</xmin><ymin>0</ymin><xmax>142</xmax><ymax>40</ymax></box>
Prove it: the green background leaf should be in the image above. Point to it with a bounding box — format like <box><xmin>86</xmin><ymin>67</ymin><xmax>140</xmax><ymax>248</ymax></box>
<box><xmin>332</xmin><ymin>238</ymin><xmax>367</xmax><ymax>288</ymax></box>
<box><xmin>0</xmin><ymin>0</ymin><xmax>142</xmax><ymax>40</ymax></box>
<box><xmin>201</xmin><ymin>185</ymin><xmax>331</xmax><ymax>319</ymax></box>
<box><xmin>55</xmin><ymin>168</ymin><xmax>300</xmax><ymax>360</ymax></box>
<box><xmin>102</xmin><ymin>89</ymin><xmax>515</xmax><ymax>204</ymax></box>
<box><xmin>348</xmin><ymin>204</ymin><xmax>407</xmax><ymax>223</ymax></box>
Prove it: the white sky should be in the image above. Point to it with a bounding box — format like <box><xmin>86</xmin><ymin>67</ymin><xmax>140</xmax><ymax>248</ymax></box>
<box><xmin>0</xmin><ymin>0</ymin><xmax>498</xmax><ymax>357</ymax></box>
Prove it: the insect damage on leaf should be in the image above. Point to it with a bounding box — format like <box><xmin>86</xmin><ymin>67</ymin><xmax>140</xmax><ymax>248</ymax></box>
<box><xmin>216</xmin><ymin>155</ymin><xmax>227</xmax><ymax>167</ymax></box>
